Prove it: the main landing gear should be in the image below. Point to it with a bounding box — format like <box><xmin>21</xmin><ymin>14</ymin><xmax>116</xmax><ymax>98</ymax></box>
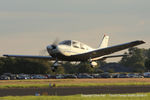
<box><xmin>89</xmin><ymin>58</ymin><xmax>98</xmax><ymax>68</ymax></box>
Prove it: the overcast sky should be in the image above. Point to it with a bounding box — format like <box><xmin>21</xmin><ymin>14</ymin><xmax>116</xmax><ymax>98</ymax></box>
<box><xmin>0</xmin><ymin>0</ymin><xmax>149</xmax><ymax>62</ymax></box>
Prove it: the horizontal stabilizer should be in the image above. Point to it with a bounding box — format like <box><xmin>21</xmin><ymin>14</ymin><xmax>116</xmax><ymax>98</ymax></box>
<box><xmin>92</xmin><ymin>54</ymin><xmax>128</xmax><ymax>61</ymax></box>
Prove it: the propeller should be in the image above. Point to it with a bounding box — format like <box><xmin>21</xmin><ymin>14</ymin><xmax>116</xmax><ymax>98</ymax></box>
<box><xmin>51</xmin><ymin>38</ymin><xmax>59</xmax><ymax>49</ymax></box>
<box><xmin>39</xmin><ymin>38</ymin><xmax>60</xmax><ymax>56</ymax></box>
<box><xmin>39</xmin><ymin>49</ymin><xmax>48</xmax><ymax>56</ymax></box>
<box><xmin>52</xmin><ymin>38</ymin><xmax>59</xmax><ymax>46</ymax></box>
<box><xmin>46</xmin><ymin>38</ymin><xmax>60</xmax><ymax>51</ymax></box>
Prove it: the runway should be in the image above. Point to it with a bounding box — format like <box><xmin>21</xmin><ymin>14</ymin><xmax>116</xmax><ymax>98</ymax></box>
<box><xmin>0</xmin><ymin>85</ymin><xmax>150</xmax><ymax>96</ymax></box>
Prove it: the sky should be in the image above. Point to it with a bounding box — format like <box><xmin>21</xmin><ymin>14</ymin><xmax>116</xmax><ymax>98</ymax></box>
<box><xmin>0</xmin><ymin>0</ymin><xmax>149</xmax><ymax>62</ymax></box>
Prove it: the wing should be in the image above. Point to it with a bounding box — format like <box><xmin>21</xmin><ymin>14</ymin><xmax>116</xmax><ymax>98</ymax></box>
<box><xmin>71</xmin><ymin>40</ymin><xmax>145</xmax><ymax>60</ymax></box>
<box><xmin>3</xmin><ymin>54</ymin><xmax>55</xmax><ymax>60</ymax></box>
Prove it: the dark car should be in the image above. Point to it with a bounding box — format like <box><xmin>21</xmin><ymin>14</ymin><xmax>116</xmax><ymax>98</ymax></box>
<box><xmin>64</xmin><ymin>74</ymin><xmax>77</xmax><ymax>79</ymax></box>
<box><xmin>0</xmin><ymin>75</ymin><xmax>10</xmax><ymax>80</ymax></box>
<box><xmin>112</xmin><ymin>73</ymin><xmax>120</xmax><ymax>78</ymax></box>
<box><xmin>91</xmin><ymin>74</ymin><xmax>101</xmax><ymax>78</ymax></box>
<box><xmin>118</xmin><ymin>74</ymin><xmax>129</xmax><ymax>78</ymax></box>
<box><xmin>31</xmin><ymin>75</ymin><xmax>47</xmax><ymax>79</ymax></box>
<box><xmin>77</xmin><ymin>74</ymin><xmax>93</xmax><ymax>78</ymax></box>
<box><xmin>2</xmin><ymin>73</ymin><xmax>17</xmax><ymax>80</ymax></box>
<box><xmin>17</xmin><ymin>74</ymin><xmax>30</xmax><ymax>79</ymax></box>
<box><xmin>48</xmin><ymin>75</ymin><xmax>56</xmax><ymax>79</ymax></box>
<box><xmin>100</xmin><ymin>73</ymin><xmax>112</xmax><ymax>78</ymax></box>
<box><xmin>128</xmin><ymin>73</ymin><xmax>139</xmax><ymax>78</ymax></box>
<box><xmin>10</xmin><ymin>74</ymin><xmax>17</xmax><ymax>80</ymax></box>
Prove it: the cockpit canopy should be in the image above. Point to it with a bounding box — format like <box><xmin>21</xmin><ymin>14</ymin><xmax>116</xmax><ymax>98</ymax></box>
<box><xmin>59</xmin><ymin>40</ymin><xmax>71</xmax><ymax>46</ymax></box>
<box><xmin>59</xmin><ymin>40</ymin><xmax>92</xmax><ymax>50</ymax></box>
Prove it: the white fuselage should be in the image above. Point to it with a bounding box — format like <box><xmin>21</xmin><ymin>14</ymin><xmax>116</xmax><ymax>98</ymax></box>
<box><xmin>47</xmin><ymin>40</ymin><xmax>94</xmax><ymax>58</ymax></box>
<box><xmin>58</xmin><ymin>43</ymin><xmax>93</xmax><ymax>56</ymax></box>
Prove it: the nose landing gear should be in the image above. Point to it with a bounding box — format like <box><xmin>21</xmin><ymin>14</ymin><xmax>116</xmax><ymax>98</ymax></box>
<box><xmin>51</xmin><ymin>58</ymin><xmax>63</xmax><ymax>72</ymax></box>
<box><xmin>51</xmin><ymin>61</ymin><xmax>59</xmax><ymax>72</ymax></box>
<box><xmin>51</xmin><ymin>66</ymin><xmax>57</xmax><ymax>72</ymax></box>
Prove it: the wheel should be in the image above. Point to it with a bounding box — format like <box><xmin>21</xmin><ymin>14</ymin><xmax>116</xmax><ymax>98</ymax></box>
<box><xmin>51</xmin><ymin>66</ymin><xmax>57</xmax><ymax>72</ymax></box>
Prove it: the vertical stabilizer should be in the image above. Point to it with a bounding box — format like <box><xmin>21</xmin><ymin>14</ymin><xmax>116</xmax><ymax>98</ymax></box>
<box><xmin>99</xmin><ymin>35</ymin><xmax>109</xmax><ymax>48</ymax></box>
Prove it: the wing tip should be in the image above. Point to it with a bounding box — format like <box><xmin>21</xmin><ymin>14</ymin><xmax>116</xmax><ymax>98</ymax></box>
<box><xmin>138</xmin><ymin>40</ymin><xmax>145</xmax><ymax>44</ymax></box>
<box><xmin>3</xmin><ymin>54</ymin><xmax>8</xmax><ymax>57</ymax></box>
<box><xmin>132</xmin><ymin>40</ymin><xmax>145</xmax><ymax>44</ymax></box>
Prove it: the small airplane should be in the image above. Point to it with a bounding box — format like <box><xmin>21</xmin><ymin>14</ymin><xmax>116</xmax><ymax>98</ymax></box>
<box><xmin>3</xmin><ymin>35</ymin><xmax>145</xmax><ymax>71</ymax></box>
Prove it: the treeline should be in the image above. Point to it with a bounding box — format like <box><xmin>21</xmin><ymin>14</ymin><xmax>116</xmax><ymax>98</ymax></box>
<box><xmin>0</xmin><ymin>57</ymin><xmax>105</xmax><ymax>75</ymax></box>
<box><xmin>0</xmin><ymin>47</ymin><xmax>150</xmax><ymax>74</ymax></box>
<box><xmin>120</xmin><ymin>47</ymin><xmax>150</xmax><ymax>72</ymax></box>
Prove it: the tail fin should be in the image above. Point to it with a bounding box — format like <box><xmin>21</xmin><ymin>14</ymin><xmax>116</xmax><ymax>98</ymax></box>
<box><xmin>99</xmin><ymin>35</ymin><xmax>109</xmax><ymax>48</ymax></box>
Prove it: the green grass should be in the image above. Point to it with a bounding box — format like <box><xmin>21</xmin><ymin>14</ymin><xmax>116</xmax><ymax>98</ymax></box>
<box><xmin>1</xmin><ymin>82</ymin><xmax>150</xmax><ymax>88</ymax></box>
<box><xmin>1</xmin><ymin>79</ymin><xmax>150</xmax><ymax>88</ymax></box>
<box><xmin>0</xmin><ymin>93</ymin><xmax>150</xmax><ymax>100</ymax></box>
<box><xmin>57</xmin><ymin>82</ymin><xmax>150</xmax><ymax>87</ymax></box>
<box><xmin>0</xmin><ymin>84</ymin><xmax>48</xmax><ymax>88</ymax></box>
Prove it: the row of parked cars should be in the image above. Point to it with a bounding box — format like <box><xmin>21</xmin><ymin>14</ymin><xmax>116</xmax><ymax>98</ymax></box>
<box><xmin>0</xmin><ymin>72</ymin><xmax>149</xmax><ymax>80</ymax></box>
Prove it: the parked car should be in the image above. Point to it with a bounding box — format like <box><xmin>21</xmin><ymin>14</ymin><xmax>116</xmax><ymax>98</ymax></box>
<box><xmin>91</xmin><ymin>74</ymin><xmax>101</xmax><ymax>78</ymax></box>
<box><xmin>56</xmin><ymin>74</ymin><xmax>64</xmax><ymax>79</ymax></box>
<box><xmin>143</xmin><ymin>72</ymin><xmax>150</xmax><ymax>78</ymax></box>
<box><xmin>64</xmin><ymin>74</ymin><xmax>77</xmax><ymax>79</ymax></box>
<box><xmin>137</xmin><ymin>74</ymin><xmax>144</xmax><ymax>78</ymax></box>
<box><xmin>118</xmin><ymin>73</ymin><xmax>129</xmax><ymax>78</ymax></box>
<box><xmin>100</xmin><ymin>73</ymin><xmax>112</xmax><ymax>78</ymax></box>
<box><xmin>0</xmin><ymin>75</ymin><xmax>10</xmax><ymax>80</ymax></box>
<box><xmin>48</xmin><ymin>75</ymin><xmax>56</xmax><ymax>79</ymax></box>
<box><xmin>128</xmin><ymin>73</ymin><xmax>139</xmax><ymax>78</ymax></box>
<box><xmin>111</xmin><ymin>73</ymin><xmax>119</xmax><ymax>78</ymax></box>
<box><xmin>77</xmin><ymin>74</ymin><xmax>93</xmax><ymax>78</ymax></box>
<box><xmin>32</xmin><ymin>75</ymin><xmax>47</xmax><ymax>79</ymax></box>
<box><xmin>17</xmin><ymin>74</ymin><xmax>30</xmax><ymax>79</ymax></box>
<box><xmin>10</xmin><ymin>74</ymin><xmax>17</xmax><ymax>80</ymax></box>
<box><xmin>2</xmin><ymin>73</ymin><xmax>17</xmax><ymax>80</ymax></box>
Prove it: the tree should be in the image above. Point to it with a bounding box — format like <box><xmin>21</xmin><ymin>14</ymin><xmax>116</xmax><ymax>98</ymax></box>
<box><xmin>120</xmin><ymin>47</ymin><xmax>146</xmax><ymax>72</ymax></box>
<box><xmin>107</xmin><ymin>68</ymin><xmax>115</xmax><ymax>73</ymax></box>
<box><xmin>145</xmin><ymin>59</ymin><xmax>150</xmax><ymax>71</ymax></box>
<box><xmin>55</xmin><ymin>66</ymin><xmax>65</xmax><ymax>74</ymax></box>
<box><xmin>62</xmin><ymin>62</ymin><xmax>78</xmax><ymax>74</ymax></box>
<box><xmin>98</xmin><ymin>60</ymin><xmax>107</xmax><ymax>67</ymax></box>
<box><xmin>144</xmin><ymin>49</ymin><xmax>150</xmax><ymax>71</ymax></box>
<box><xmin>147</xmin><ymin>49</ymin><xmax>150</xmax><ymax>59</ymax></box>
<box><xmin>77</xmin><ymin>62</ymin><xmax>94</xmax><ymax>73</ymax></box>
<box><xmin>0</xmin><ymin>57</ymin><xmax>53</xmax><ymax>74</ymax></box>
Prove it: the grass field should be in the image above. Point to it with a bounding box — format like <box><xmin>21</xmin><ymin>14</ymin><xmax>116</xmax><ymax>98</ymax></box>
<box><xmin>0</xmin><ymin>78</ymin><xmax>150</xmax><ymax>88</ymax></box>
<box><xmin>0</xmin><ymin>93</ymin><xmax>149</xmax><ymax>100</ymax></box>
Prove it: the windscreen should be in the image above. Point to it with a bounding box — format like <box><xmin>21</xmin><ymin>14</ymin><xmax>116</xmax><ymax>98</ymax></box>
<box><xmin>59</xmin><ymin>40</ymin><xmax>71</xmax><ymax>46</ymax></box>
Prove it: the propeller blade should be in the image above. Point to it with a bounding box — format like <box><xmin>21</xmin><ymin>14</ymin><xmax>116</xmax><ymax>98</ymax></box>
<box><xmin>39</xmin><ymin>49</ymin><xmax>48</xmax><ymax>56</ymax></box>
<box><xmin>52</xmin><ymin>38</ymin><xmax>59</xmax><ymax>46</ymax></box>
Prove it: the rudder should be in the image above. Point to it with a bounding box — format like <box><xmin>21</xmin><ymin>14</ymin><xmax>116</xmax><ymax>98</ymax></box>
<box><xmin>99</xmin><ymin>35</ymin><xmax>109</xmax><ymax>48</ymax></box>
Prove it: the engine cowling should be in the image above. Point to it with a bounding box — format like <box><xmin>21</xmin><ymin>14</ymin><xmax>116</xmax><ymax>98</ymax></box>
<box><xmin>90</xmin><ymin>61</ymin><xmax>98</xmax><ymax>67</ymax></box>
